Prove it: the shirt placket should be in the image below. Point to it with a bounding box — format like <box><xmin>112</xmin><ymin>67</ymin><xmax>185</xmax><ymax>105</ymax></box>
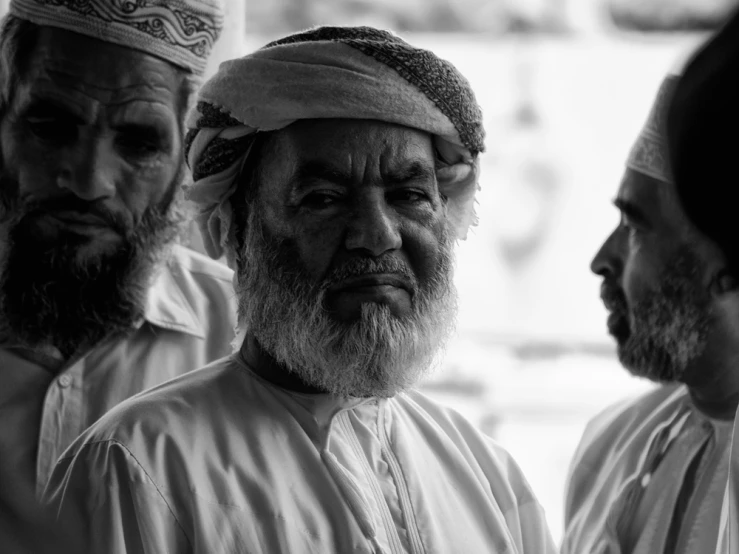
<box><xmin>35</xmin><ymin>359</ymin><xmax>85</xmax><ymax>496</ymax></box>
<box><xmin>604</xmin><ymin>408</ymin><xmax>692</xmax><ymax>551</ymax></box>
<box><xmin>376</xmin><ymin>406</ymin><xmax>424</xmax><ymax>554</ymax></box>
<box><xmin>321</xmin><ymin>408</ymin><xmax>407</xmax><ymax>554</ymax></box>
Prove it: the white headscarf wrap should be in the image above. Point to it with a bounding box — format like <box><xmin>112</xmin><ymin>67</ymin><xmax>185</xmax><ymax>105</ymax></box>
<box><xmin>185</xmin><ymin>26</ymin><xmax>486</xmax><ymax>260</ymax></box>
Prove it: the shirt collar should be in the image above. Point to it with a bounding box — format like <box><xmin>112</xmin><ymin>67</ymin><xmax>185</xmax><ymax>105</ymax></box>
<box><xmin>142</xmin><ymin>255</ymin><xmax>206</xmax><ymax>339</ymax></box>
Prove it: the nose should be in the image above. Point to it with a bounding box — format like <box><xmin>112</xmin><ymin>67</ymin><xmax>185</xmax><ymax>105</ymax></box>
<box><xmin>56</xmin><ymin>137</ymin><xmax>116</xmax><ymax>201</ymax></box>
<box><xmin>345</xmin><ymin>192</ymin><xmax>402</xmax><ymax>256</ymax></box>
<box><xmin>590</xmin><ymin>228</ymin><xmax>623</xmax><ymax>278</ymax></box>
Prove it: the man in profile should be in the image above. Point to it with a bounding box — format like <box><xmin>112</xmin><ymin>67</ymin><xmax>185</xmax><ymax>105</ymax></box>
<box><xmin>564</xmin><ymin>71</ymin><xmax>739</xmax><ymax>553</ymax></box>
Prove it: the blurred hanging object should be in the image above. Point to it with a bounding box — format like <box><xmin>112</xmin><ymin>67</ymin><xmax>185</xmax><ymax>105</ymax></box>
<box><xmin>606</xmin><ymin>0</ymin><xmax>737</xmax><ymax>31</ymax></box>
<box><xmin>667</xmin><ymin>8</ymin><xmax>739</xmax><ymax>276</ymax></box>
<box><xmin>492</xmin><ymin>32</ymin><xmax>559</xmax><ymax>270</ymax></box>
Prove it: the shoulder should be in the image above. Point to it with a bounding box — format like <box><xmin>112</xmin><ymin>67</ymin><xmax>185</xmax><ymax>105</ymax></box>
<box><xmin>59</xmin><ymin>357</ymin><xmax>243</xmax><ymax>464</ymax></box>
<box><xmin>571</xmin><ymin>383</ymin><xmax>686</xmax><ymax>473</ymax></box>
<box><xmin>396</xmin><ymin>390</ymin><xmax>538</xmax><ymax>503</ymax></box>
<box><xmin>564</xmin><ymin>384</ymin><xmax>687</xmax><ymax>528</ymax></box>
<box><xmin>46</xmin><ymin>357</ymin><xmax>282</xmax><ymax>513</ymax></box>
<box><xmin>392</xmin><ymin>391</ymin><xmax>556</xmax><ymax>552</ymax></box>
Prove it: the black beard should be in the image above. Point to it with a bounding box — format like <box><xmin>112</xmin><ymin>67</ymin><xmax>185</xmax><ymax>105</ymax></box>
<box><xmin>608</xmin><ymin>246</ymin><xmax>712</xmax><ymax>384</ymax></box>
<box><xmin>0</xmin><ymin>173</ymin><xmax>185</xmax><ymax>359</ymax></box>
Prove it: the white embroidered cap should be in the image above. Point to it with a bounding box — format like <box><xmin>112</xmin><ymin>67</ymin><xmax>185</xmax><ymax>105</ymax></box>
<box><xmin>8</xmin><ymin>0</ymin><xmax>224</xmax><ymax>75</ymax></box>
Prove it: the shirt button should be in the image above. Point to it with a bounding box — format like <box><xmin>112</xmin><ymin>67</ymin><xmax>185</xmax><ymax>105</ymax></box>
<box><xmin>58</xmin><ymin>375</ymin><xmax>72</xmax><ymax>388</ymax></box>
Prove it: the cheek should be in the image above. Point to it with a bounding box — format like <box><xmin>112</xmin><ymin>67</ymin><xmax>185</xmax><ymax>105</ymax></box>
<box><xmin>259</xmin><ymin>201</ymin><xmax>346</xmax><ymax>281</ymax></box>
<box><xmin>118</xmin><ymin>159</ymin><xmax>179</xmax><ymax>212</ymax></box>
<box><xmin>401</xmin><ymin>217</ymin><xmax>448</xmax><ymax>282</ymax></box>
<box><xmin>621</xmin><ymin>248</ymin><xmax>659</xmax><ymax>308</ymax></box>
<box><xmin>1</xmin><ymin>125</ymin><xmax>55</xmax><ymax>195</ymax></box>
<box><xmin>293</xmin><ymin>219</ymin><xmax>346</xmax><ymax>280</ymax></box>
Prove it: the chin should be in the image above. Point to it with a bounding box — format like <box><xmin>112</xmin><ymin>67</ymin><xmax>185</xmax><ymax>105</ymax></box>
<box><xmin>328</xmin><ymin>297</ymin><xmax>412</xmax><ymax>322</ymax></box>
<box><xmin>72</xmin><ymin>236</ymin><xmax>123</xmax><ymax>261</ymax></box>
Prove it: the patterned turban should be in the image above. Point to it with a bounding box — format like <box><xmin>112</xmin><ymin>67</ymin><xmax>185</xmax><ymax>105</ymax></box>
<box><xmin>626</xmin><ymin>75</ymin><xmax>678</xmax><ymax>184</ymax></box>
<box><xmin>8</xmin><ymin>0</ymin><xmax>224</xmax><ymax>76</ymax></box>
<box><xmin>185</xmin><ymin>26</ymin><xmax>486</xmax><ymax>260</ymax></box>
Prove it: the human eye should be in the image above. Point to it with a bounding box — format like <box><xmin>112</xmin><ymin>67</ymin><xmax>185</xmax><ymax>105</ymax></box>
<box><xmin>300</xmin><ymin>189</ymin><xmax>343</xmax><ymax>211</ymax></box>
<box><xmin>26</xmin><ymin>115</ymin><xmax>76</xmax><ymax>144</ymax></box>
<box><xmin>388</xmin><ymin>188</ymin><xmax>432</xmax><ymax>205</ymax></box>
<box><xmin>620</xmin><ymin>214</ymin><xmax>639</xmax><ymax>238</ymax></box>
<box><xmin>115</xmin><ymin>126</ymin><xmax>166</xmax><ymax>160</ymax></box>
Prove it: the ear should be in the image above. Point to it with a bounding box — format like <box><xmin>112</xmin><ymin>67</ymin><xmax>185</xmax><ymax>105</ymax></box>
<box><xmin>709</xmin><ymin>268</ymin><xmax>739</xmax><ymax>297</ymax></box>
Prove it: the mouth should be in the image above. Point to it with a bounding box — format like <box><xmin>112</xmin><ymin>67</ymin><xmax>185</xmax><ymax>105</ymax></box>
<box><xmin>329</xmin><ymin>273</ymin><xmax>412</xmax><ymax>294</ymax></box>
<box><xmin>45</xmin><ymin>211</ymin><xmax>108</xmax><ymax>226</ymax></box>
<box><xmin>599</xmin><ymin>282</ymin><xmax>630</xmax><ymax>339</ymax></box>
<box><xmin>606</xmin><ymin>310</ymin><xmax>630</xmax><ymax>341</ymax></box>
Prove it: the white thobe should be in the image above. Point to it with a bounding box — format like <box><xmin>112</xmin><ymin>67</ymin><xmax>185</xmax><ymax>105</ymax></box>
<box><xmin>44</xmin><ymin>354</ymin><xmax>556</xmax><ymax>554</ymax></box>
<box><xmin>564</xmin><ymin>384</ymin><xmax>733</xmax><ymax>554</ymax></box>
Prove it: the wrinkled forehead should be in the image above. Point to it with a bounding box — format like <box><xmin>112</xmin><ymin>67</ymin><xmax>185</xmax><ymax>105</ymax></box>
<box><xmin>618</xmin><ymin>168</ymin><xmax>694</xmax><ymax>233</ymax></box>
<box><xmin>271</xmin><ymin>119</ymin><xmax>437</xmax><ymax>171</ymax></box>
<box><xmin>23</xmin><ymin>27</ymin><xmax>183</xmax><ymax>106</ymax></box>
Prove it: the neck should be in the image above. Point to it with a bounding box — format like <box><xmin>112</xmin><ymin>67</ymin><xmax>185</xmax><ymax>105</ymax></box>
<box><xmin>684</xmin><ymin>354</ymin><xmax>739</xmax><ymax>421</ymax></box>
<box><xmin>239</xmin><ymin>332</ymin><xmax>327</xmax><ymax>395</ymax></box>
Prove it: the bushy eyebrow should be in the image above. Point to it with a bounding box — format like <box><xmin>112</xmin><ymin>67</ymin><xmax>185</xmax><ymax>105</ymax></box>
<box><xmin>289</xmin><ymin>161</ymin><xmax>351</xmax><ymax>191</ymax></box>
<box><xmin>22</xmin><ymin>98</ymin><xmax>86</xmax><ymax>124</ymax></box>
<box><xmin>290</xmin><ymin>159</ymin><xmax>436</xmax><ymax>191</ymax></box>
<box><xmin>384</xmin><ymin>161</ymin><xmax>436</xmax><ymax>186</ymax></box>
<box><xmin>613</xmin><ymin>198</ymin><xmax>651</xmax><ymax>228</ymax></box>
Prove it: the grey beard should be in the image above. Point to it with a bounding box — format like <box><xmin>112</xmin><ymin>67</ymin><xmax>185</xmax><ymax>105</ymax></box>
<box><xmin>0</xmin><ymin>174</ymin><xmax>186</xmax><ymax>359</ymax></box>
<box><xmin>617</xmin><ymin>247</ymin><xmax>711</xmax><ymax>384</ymax></box>
<box><xmin>234</xmin><ymin>209</ymin><xmax>458</xmax><ymax>398</ymax></box>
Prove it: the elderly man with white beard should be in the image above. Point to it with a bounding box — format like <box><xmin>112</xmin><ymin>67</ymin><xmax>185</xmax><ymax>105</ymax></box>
<box><xmin>43</xmin><ymin>26</ymin><xmax>556</xmax><ymax>554</ymax></box>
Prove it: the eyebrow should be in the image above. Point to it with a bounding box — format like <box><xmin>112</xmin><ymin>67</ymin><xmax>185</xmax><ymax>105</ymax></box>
<box><xmin>114</xmin><ymin>122</ymin><xmax>167</xmax><ymax>140</ymax></box>
<box><xmin>22</xmin><ymin>99</ymin><xmax>87</xmax><ymax>124</ymax></box>
<box><xmin>290</xmin><ymin>160</ymin><xmax>436</xmax><ymax>190</ymax></box>
<box><xmin>290</xmin><ymin>161</ymin><xmax>351</xmax><ymax>190</ymax></box>
<box><xmin>613</xmin><ymin>198</ymin><xmax>651</xmax><ymax>228</ymax></box>
<box><xmin>384</xmin><ymin>161</ymin><xmax>436</xmax><ymax>186</ymax></box>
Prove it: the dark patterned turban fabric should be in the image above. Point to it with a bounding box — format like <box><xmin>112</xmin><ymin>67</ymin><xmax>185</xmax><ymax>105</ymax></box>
<box><xmin>8</xmin><ymin>0</ymin><xmax>224</xmax><ymax>75</ymax></box>
<box><xmin>185</xmin><ymin>26</ymin><xmax>486</xmax><ymax>260</ymax></box>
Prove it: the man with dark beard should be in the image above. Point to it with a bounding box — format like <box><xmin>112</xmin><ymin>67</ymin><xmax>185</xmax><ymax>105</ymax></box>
<box><xmin>0</xmin><ymin>0</ymin><xmax>235</xmax><ymax>551</ymax></box>
<box><xmin>562</xmin><ymin>73</ymin><xmax>737</xmax><ymax>554</ymax></box>
<box><xmin>43</xmin><ymin>26</ymin><xmax>557</xmax><ymax>554</ymax></box>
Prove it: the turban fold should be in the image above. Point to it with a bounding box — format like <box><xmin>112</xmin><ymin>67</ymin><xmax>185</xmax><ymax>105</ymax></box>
<box><xmin>8</xmin><ymin>0</ymin><xmax>224</xmax><ymax>76</ymax></box>
<box><xmin>667</xmin><ymin>9</ymin><xmax>739</xmax><ymax>272</ymax></box>
<box><xmin>626</xmin><ymin>75</ymin><xmax>678</xmax><ymax>184</ymax></box>
<box><xmin>185</xmin><ymin>26</ymin><xmax>486</xmax><ymax>260</ymax></box>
